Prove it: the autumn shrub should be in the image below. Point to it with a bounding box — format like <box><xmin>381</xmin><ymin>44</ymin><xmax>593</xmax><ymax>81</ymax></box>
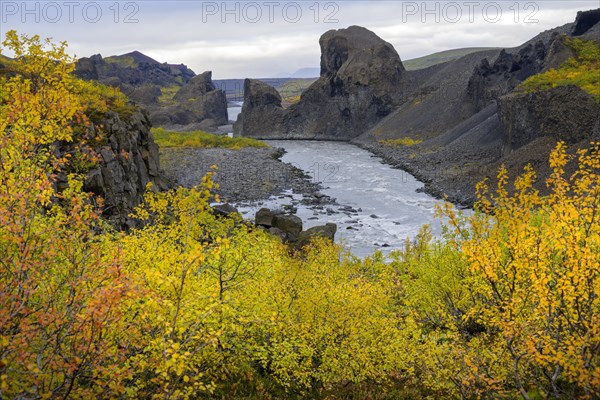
<box><xmin>0</xmin><ymin>31</ymin><xmax>137</xmax><ymax>398</ymax></box>
<box><xmin>519</xmin><ymin>37</ymin><xmax>600</xmax><ymax>101</ymax></box>
<box><xmin>1</xmin><ymin>31</ymin><xmax>598</xmax><ymax>400</ymax></box>
<box><xmin>396</xmin><ymin>142</ymin><xmax>600</xmax><ymax>399</ymax></box>
<box><xmin>152</xmin><ymin>127</ymin><xmax>269</xmax><ymax>150</ymax></box>
<box><xmin>120</xmin><ymin>182</ymin><xmax>415</xmax><ymax>398</ymax></box>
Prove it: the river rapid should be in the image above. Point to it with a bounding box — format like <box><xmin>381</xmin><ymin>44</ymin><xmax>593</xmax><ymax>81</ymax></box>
<box><xmin>236</xmin><ymin>140</ymin><xmax>456</xmax><ymax>257</ymax></box>
<box><xmin>225</xmin><ymin>104</ymin><xmax>460</xmax><ymax>258</ymax></box>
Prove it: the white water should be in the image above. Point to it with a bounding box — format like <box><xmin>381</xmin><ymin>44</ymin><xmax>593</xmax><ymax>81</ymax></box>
<box><xmin>233</xmin><ymin>140</ymin><xmax>454</xmax><ymax>258</ymax></box>
<box><xmin>226</xmin><ymin>103</ymin><xmax>459</xmax><ymax>257</ymax></box>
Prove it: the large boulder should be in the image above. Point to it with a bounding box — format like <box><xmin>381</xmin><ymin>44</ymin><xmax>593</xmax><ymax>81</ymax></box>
<box><xmin>234</xmin><ymin>25</ymin><xmax>405</xmax><ymax>140</ymax></box>
<box><xmin>255</xmin><ymin>208</ymin><xmax>277</xmax><ymax>227</ymax></box>
<box><xmin>498</xmin><ymin>85</ymin><xmax>600</xmax><ymax>154</ymax></box>
<box><xmin>272</xmin><ymin>214</ymin><xmax>303</xmax><ymax>237</ymax></box>
<box><xmin>297</xmin><ymin>223</ymin><xmax>337</xmax><ymax>246</ymax></box>
<box><xmin>233</xmin><ymin>79</ymin><xmax>287</xmax><ymax>137</ymax></box>
<box><xmin>212</xmin><ymin>203</ymin><xmax>239</xmax><ymax>217</ymax></box>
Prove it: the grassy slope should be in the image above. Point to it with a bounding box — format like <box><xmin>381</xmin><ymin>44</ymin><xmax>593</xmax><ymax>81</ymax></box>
<box><xmin>403</xmin><ymin>47</ymin><xmax>501</xmax><ymax>70</ymax></box>
<box><xmin>276</xmin><ymin>78</ymin><xmax>318</xmax><ymax>106</ymax></box>
<box><xmin>152</xmin><ymin>127</ymin><xmax>269</xmax><ymax>150</ymax></box>
<box><xmin>518</xmin><ymin>37</ymin><xmax>600</xmax><ymax>101</ymax></box>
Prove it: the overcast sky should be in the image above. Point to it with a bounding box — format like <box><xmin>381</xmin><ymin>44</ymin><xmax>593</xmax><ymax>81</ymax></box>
<box><xmin>1</xmin><ymin>1</ymin><xmax>598</xmax><ymax>78</ymax></box>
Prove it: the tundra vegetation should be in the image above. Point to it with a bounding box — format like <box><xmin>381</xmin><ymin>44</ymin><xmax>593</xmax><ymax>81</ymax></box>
<box><xmin>1</xmin><ymin>32</ymin><xmax>598</xmax><ymax>399</ymax></box>
<box><xmin>151</xmin><ymin>127</ymin><xmax>269</xmax><ymax>150</ymax></box>
<box><xmin>518</xmin><ymin>37</ymin><xmax>600</xmax><ymax>101</ymax></box>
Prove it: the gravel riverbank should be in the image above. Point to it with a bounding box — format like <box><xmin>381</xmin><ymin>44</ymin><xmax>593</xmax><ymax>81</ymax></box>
<box><xmin>160</xmin><ymin>146</ymin><xmax>328</xmax><ymax>204</ymax></box>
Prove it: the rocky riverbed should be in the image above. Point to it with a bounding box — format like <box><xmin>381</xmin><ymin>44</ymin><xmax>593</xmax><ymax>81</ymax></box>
<box><xmin>160</xmin><ymin>146</ymin><xmax>332</xmax><ymax>205</ymax></box>
<box><xmin>159</xmin><ymin>140</ymin><xmax>454</xmax><ymax>257</ymax></box>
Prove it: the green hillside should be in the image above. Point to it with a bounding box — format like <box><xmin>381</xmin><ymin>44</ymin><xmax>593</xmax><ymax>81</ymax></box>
<box><xmin>403</xmin><ymin>47</ymin><xmax>501</xmax><ymax>70</ymax></box>
<box><xmin>276</xmin><ymin>78</ymin><xmax>318</xmax><ymax>106</ymax></box>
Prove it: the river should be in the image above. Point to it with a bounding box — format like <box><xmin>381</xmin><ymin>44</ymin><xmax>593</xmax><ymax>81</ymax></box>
<box><xmin>235</xmin><ymin>141</ymin><xmax>454</xmax><ymax>258</ymax></box>
<box><xmin>226</xmin><ymin>105</ymin><xmax>454</xmax><ymax>258</ymax></box>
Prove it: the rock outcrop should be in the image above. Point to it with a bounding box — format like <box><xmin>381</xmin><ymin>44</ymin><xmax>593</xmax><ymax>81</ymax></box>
<box><xmin>572</xmin><ymin>8</ymin><xmax>600</xmax><ymax>37</ymax></box>
<box><xmin>233</xmin><ymin>79</ymin><xmax>287</xmax><ymax>137</ymax></box>
<box><xmin>158</xmin><ymin>71</ymin><xmax>228</xmax><ymax>128</ymax></box>
<box><xmin>467</xmin><ymin>34</ymin><xmax>573</xmax><ymax>111</ymax></box>
<box><xmin>75</xmin><ymin>51</ymin><xmax>195</xmax><ymax>88</ymax></box>
<box><xmin>348</xmin><ymin>8</ymin><xmax>600</xmax><ymax>206</ymax></box>
<box><xmin>272</xmin><ymin>214</ymin><xmax>303</xmax><ymax>238</ymax></box>
<box><xmin>83</xmin><ymin>110</ymin><xmax>167</xmax><ymax>228</ymax></box>
<box><xmin>234</xmin><ymin>25</ymin><xmax>405</xmax><ymax>140</ymax></box>
<box><xmin>75</xmin><ymin>52</ymin><xmax>228</xmax><ymax>131</ymax></box>
<box><xmin>498</xmin><ymin>85</ymin><xmax>600</xmax><ymax>154</ymax></box>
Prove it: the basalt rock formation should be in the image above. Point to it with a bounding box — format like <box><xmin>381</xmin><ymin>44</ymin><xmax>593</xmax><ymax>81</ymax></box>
<box><xmin>75</xmin><ymin>52</ymin><xmax>228</xmax><ymax>130</ymax></box>
<box><xmin>234</xmin><ymin>25</ymin><xmax>405</xmax><ymax>140</ymax></box>
<box><xmin>467</xmin><ymin>34</ymin><xmax>573</xmax><ymax>112</ymax></box>
<box><xmin>75</xmin><ymin>51</ymin><xmax>195</xmax><ymax>92</ymax></box>
<box><xmin>232</xmin><ymin>79</ymin><xmax>287</xmax><ymax>137</ymax></box>
<box><xmin>498</xmin><ymin>85</ymin><xmax>600</xmax><ymax>154</ymax></box>
<box><xmin>83</xmin><ymin>110</ymin><xmax>167</xmax><ymax>228</ymax></box>
<box><xmin>349</xmin><ymin>9</ymin><xmax>600</xmax><ymax>206</ymax></box>
<box><xmin>177</xmin><ymin>10</ymin><xmax>598</xmax><ymax>207</ymax></box>
<box><xmin>160</xmin><ymin>71</ymin><xmax>228</xmax><ymax>128</ymax></box>
<box><xmin>572</xmin><ymin>8</ymin><xmax>600</xmax><ymax>37</ymax></box>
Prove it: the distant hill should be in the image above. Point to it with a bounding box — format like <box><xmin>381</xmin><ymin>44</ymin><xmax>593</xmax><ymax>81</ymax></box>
<box><xmin>402</xmin><ymin>47</ymin><xmax>501</xmax><ymax>70</ymax></box>
<box><xmin>290</xmin><ymin>67</ymin><xmax>320</xmax><ymax>78</ymax></box>
<box><xmin>271</xmin><ymin>49</ymin><xmax>500</xmax><ymax>79</ymax></box>
<box><xmin>104</xmin><ymin>50</ymin><xmax>160</xmax><ymax>67</ymax></box>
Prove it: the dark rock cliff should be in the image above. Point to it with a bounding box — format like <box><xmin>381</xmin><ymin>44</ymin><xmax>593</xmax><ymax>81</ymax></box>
<box><xmin>467</xmin><ymin>34</ymin><xmax>573</xmax><ymax>112</ymax></box>
<box><xmin>234</xmin><ymin>25</ymin><xmax>405</xmax><ymax>140</ymax></box>
<box><xmin>352</xmin><ymin>8</ymin><xmax>600</xmax><ymax>206</ymax></box>
<box><xmin>75</xmin><ymin>52</ymin><xmax>228</xmax><ymax>131</ymax></box>
<box><xmin>84</xmin><ymin>110</ymin><xmax>167</xmax><ymax>228</ymax></box>
<box><xmin>233</xmin><ymin>79</ymin><xmax>287</xmax><ymax>137</ymax></box>
<box><xmin>498</xmin><ymin>86</ymin><xmax>600</xmax><ymax>154</ymax></box>
<box><xmin>75</xmin><ymin>51</ymin><xmax>195</xmax><ymax>88</ymax></box>
<box><xmin>154</xmin><ymin>71</ymin><xmax>228</xmax><ymax>129</ymax></box>
<box><xmin>572</xmin><ymin>8</ymin><xmax>600</xmax><ymax>37</ymax></box>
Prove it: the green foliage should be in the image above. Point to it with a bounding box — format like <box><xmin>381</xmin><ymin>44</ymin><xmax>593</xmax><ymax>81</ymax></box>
<box><xmin>152</xmin><ymin>127</ymin><xmax>270</xmax><ymax>150</ymax></box>
<box><xmin>104</xmin><ymin>55</ymin><xmax>138</xmax><ymax>68</ymax></box>
<box><xmin>2</xmin><ymin>31</ymin><xmax>599</xmax><ymax>400</ymax></box>
<box><xmin>158</xmin><ymin>85</ymin><xmax>180</xmax><ymax>104</ymax></box>
<box><xmin>379</xmin><ymin>137</ymin><xmax>423</xmax><ymax>147</ymax></box>
<box><xmin>518</xmin><ymin>37</ymin><xmax>600</xmax><ymax>101</ymax></box>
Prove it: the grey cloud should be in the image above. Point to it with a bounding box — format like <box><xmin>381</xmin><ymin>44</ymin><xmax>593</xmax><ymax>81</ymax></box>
<box><xmin>1</xmin><ymin>1</ymin><xmax>598</xmax><ymax>78</ymax></box>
